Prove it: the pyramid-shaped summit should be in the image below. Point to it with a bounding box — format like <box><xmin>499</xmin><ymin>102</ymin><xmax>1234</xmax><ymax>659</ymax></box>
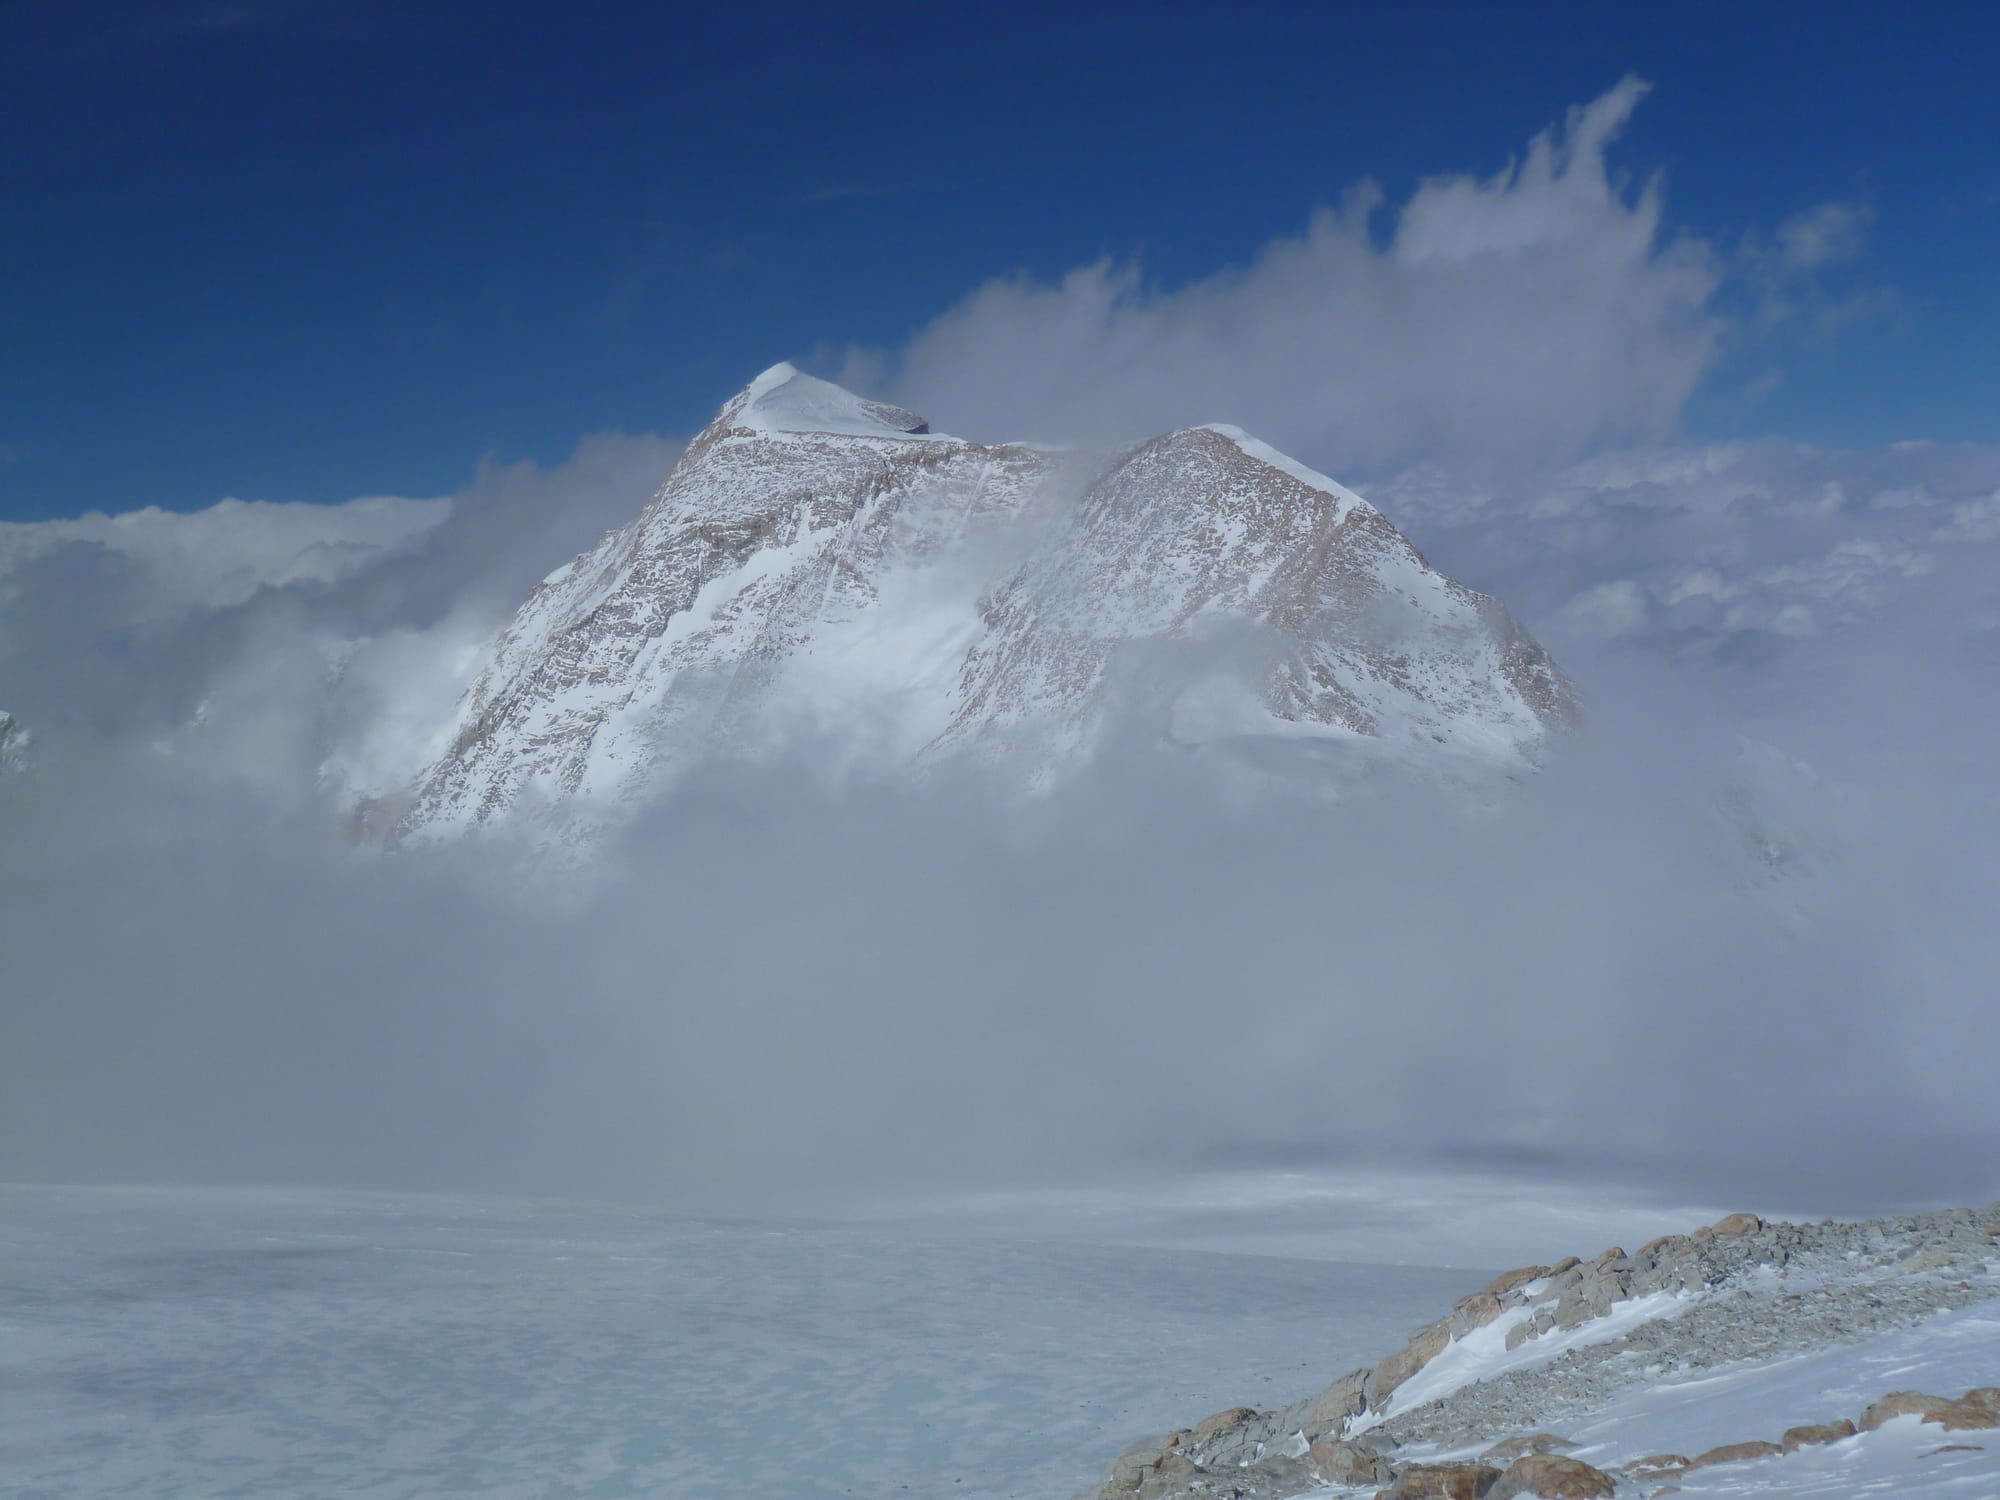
<box><xmin>722</xmin><ymin>362</ymin><xmax>933</xmax><ymax>437</ymax></box>
<box><xmin>398</xmin><ymin>369</ymin><xmax>1574</xmax><ymax>843</ymax></box>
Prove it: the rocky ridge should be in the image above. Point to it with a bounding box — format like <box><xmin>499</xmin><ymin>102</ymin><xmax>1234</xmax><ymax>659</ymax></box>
<box><xmin>1087</xmin><ymin>1205</ymin><xmax>2000</xmax><ymax>1499</ymax></box>
<box><xmin>397</xmin><ymin>365</ymin><xmax>1574</xmax><ymax>843</ymax></box>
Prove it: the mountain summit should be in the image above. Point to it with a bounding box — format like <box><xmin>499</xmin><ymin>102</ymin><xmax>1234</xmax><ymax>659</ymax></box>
<box><xmin>399</xmin><ymin>368</ymin><xmax>1574</xmax><ymax>842</ymax></box>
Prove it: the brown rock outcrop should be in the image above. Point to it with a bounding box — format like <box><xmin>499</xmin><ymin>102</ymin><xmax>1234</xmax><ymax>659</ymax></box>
<box><xmin>1687</xmin><ymin>1439</ymin><xmax>1781</xmax><ymax>1468</ymax></box>
<box><xmin>1848</xmin><ymin>1392</ymin><xmax>1992</xmax><ymax>1440</ymax></box>
<box><xmin>1366</xmin><ymin>1319</ymin><xmax>1453</xmax><ymax>1409</ymax></box>
<box><xmin>1384</xmin><ymin>1462</ymin><xmax>1503</xmax><ymax>1498</ymax></box>
<box><xmin>1779</xmin><ymin>1418</ymin><xmax>1855</xmax><ymax>1450</ymax></box>
<box><xmin>1452</xmin><ymin>1293</ymin><xmax>1505</xmax><ymax>1338</ymax></box>
<box><xmin>1486</xmin><ymin>1454</ymin><xmax>1618</xmax><ymax>1499</ymax></box>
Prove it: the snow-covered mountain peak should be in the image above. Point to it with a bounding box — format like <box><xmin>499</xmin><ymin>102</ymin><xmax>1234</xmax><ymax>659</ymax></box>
<box><xmin>720</xmin><ymin>362</ymin><xmax>938</xmax><ymax>441</ymax></box>
<box><xmin>394</xmin><ymin>371</ymin><xmax>1576</xmax><ymax>846</ymax></box>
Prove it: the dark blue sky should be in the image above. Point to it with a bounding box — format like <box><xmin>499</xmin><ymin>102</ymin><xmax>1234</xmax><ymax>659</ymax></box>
<box><xmin>4</xmin><ymin>0</ymin><xmax>1994</xmax><ymax>521</ymax></box>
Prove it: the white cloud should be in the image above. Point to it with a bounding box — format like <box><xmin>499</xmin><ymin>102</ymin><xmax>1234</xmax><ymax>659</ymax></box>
<box><xmin>0</xmin><ymin>431</ymin><xmax>681</xmax><ymax>801</ymax></box>
<box><xmin>1370</xmin><ymin>438</ymin><xmax>2000</xmax><ymax>671</ymax></box>
<box><xmin>1774</xmin><ymin>199</ymin><xmax>1873</xmax><ymax>271</ymax></box>
<box><xmin>850</xmin><ymin>77</ymin><xmax>1722</xmax><ymax>478</ymax></box>
<box><xmin>0</xmin><ymin>493</ymin><xmax>450</xmax><ymax>616</ymax></box>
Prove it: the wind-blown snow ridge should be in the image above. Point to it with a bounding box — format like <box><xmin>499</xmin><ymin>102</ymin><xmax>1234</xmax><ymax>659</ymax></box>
<box><xmin>394</xmin><ymin>369</ymin><xmax>1576</xmax><ymax>845</ymax></box>
<box><xmin>729</xmin><ymin>361</ymin><xmax>942</xmax><ymax>440</ymax></box>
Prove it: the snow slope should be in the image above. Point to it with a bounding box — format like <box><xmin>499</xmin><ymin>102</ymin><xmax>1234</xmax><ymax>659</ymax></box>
<box><xmin>1309</xmin><ymin>1303</ymin><xmax>2000</xmax><ymax>1498</ymax></box>
<box><xmin>1551</xmin><ymin>1304</ymin><xmax>2000</xmax><ymax>1497</ymax></box>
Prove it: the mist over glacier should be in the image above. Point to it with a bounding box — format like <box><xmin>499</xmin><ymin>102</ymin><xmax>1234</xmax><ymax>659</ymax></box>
<box><xmin>3</xmin><ymin>79</ymin><xmax>1998</xmax><ymax>1221</ymax></box>
<box><xmin>3</xmin><ymin>601</ymin><xmax>1996</xmax><ymax>1215</ymax></box>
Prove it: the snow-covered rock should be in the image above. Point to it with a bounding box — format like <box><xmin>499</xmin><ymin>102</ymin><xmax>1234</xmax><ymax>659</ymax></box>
<box><xmin>1080</xmin><ymin>1204</ymin><xmax>2000</xmax><ymax>1500</ymax></box>
<box><xmin>400</xmin><ymin>365</ymin><xmax>1575</xmax><ymax>844</ymax></box>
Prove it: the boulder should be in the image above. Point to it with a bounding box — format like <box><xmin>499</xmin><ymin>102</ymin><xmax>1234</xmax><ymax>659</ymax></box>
<box><xmin>1310</xmin><ymin>1438</ymin><xmax>1394</xmax><ymax>1486</ymax></box>
<box><xmin>1539</xmin><ymin>1267</ymin><xmax>1585</xmax><ymax>1299</ymax></box>
<box><xmin>1299</xmin><ymin>1368</ymin><xmax>1369</xmax><ymax>1435</ymax></box>
<box><xmin>1926</xmin><ymin>1395</ymin><xmax>2000</xmax><ymax>1431</ymax></box>
<box><xmin>1486</xmin><ymin>1454</ymin><xmax>1617</xmax><ymax>1499</ymax></box>
<box><xmin>1101</xmin><ymin>1431</ymin><xmax>1188</xmax><ymax>1494</ymax></box>
<box><xmin>1482</xmin><ymin>1265</ymin><xmax>1549</xmax><ymax>1297</ymax></box>
<box><xmin>1780</xmin><ymin>1418</ymin><xmax>1855</xmax><ymax>1451</ymax></box>
<box><xmin>1507</xmin><ymin>1304</ymin><xmax>1558</xmax><ymax>1349</ymax></box>
<box><xmin>1365</xmin><ymin>1319</ymin><xmax>1452</xmax><ymax>1409</ymax></box>
<box><xmin>1452</xmin><ymin>1293</ymin><xmax>1505</xmax><ymax>1338</ymax></box>
<box><xmin>1551</xmin><ymin>1292</ymin><xmax>1595</xmax><ymax>1332</ymax></box>
<box><xmin>1687</xmin><ymin>1440</ymin><xmax>1781</xmax><ymax>1469</ymax></box>
<box><xmin>1860</xmin><ymin>1390</ymin><xmax>1960</xmax><ymax>1431</ymax></box>
<box><xmin>1635</xmin><ymin>1234</ymin><xmax>1687</xmax><ymax>1261</ymax></box>
<box><xmin>1189</xmin><ymin>1406</ymin><xmax>1257</xmax><ymax>1442</ymax></box>
<box><xmin>1384</xmin><ymin>1462</ymin><xmax>1504</xmax><ymax>1498</ymax></box>
<box><xmin>1479</xmin><ymin>1434</ymin><xmax>1576</xmax><ymax>1462</ymax></box>
<box><xmin>1711</xmin><ymin>1212</ymin><xmax>1763</xmax><ymax>1236</ymax></box>
<box><xmin>1545</xmin><ymin>1256</ymin><xmax>1581</xmax><ymax>1276</ymax></box>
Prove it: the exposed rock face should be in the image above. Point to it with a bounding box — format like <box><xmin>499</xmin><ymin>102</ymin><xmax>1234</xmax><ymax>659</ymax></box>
<box><xmin>400</xmin><ymin>366</ymin><xmax>1574</xmax><ymax>845</ymax></box>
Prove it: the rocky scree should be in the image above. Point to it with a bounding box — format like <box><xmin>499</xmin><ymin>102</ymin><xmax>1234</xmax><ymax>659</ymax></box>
<box><xmin>1083</xmin><ymin>1204</ymin><xmax>2000</xmax><ymax>1499</ymax></box>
